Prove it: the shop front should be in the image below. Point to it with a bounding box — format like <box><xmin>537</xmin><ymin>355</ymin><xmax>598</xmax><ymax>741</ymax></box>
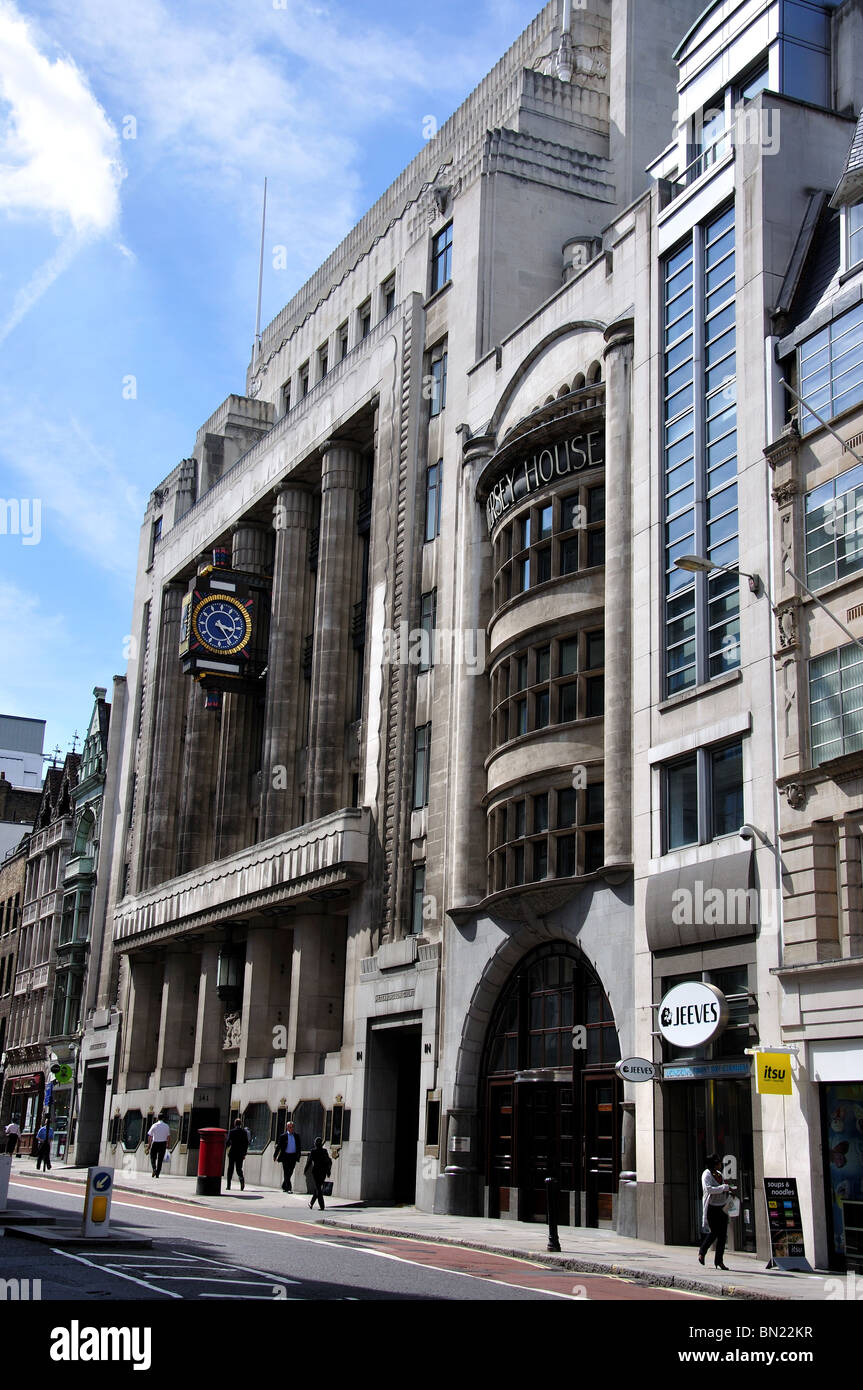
<box><xmin>3</xmin><ymin>1072</ymin><xmax>44</xmax><ymax>1154</ymax></box>
<box><xmin>812</xmin><ymin>1040</ymin><xmax>863</xmax><ymax>1271</ymax></box>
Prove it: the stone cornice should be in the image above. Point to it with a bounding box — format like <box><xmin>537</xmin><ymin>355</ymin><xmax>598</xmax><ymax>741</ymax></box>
<box><xmin>764</xmin><ymin>423</ymin><xmax>801</xmax><ymax>470</ymax></box>
<box><xmin>113</xmin><ymin>809</ymin><xmax>370</xmax><ymax>947</ymax></box>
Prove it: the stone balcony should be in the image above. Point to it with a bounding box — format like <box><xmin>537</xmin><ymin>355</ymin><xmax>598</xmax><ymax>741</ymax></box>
<box><xmin>113</xmin><ymin>808</ymin><xmax>371</xmax><ymax>948</ymax></box>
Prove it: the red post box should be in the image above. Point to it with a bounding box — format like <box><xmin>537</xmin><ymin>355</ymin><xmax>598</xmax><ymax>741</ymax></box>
<box><xmin>196</xmin><ymin>1127</ymin><xmax>227</xmax><ymax>1196</ymax></box>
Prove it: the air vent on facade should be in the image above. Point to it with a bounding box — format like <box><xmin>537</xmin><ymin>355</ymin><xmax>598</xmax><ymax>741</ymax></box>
<box><xmin>847</xmin><ymin>604</ymin><xmax>863</xmax><ymax>623</ymax></box>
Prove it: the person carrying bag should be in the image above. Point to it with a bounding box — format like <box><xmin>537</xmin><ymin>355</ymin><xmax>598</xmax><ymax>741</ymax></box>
<box><xmin>697</xmin><ymin>1150</ymin><xmax>735</xmax><ymax>1270</ymax></box>
<box><xmin>305</xmin><ymin>1137</ymin><xmax>332</xmax><ymax>1211</ymax></box>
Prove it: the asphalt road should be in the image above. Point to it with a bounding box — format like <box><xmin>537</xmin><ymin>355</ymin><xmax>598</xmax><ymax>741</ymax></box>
<box><xmin>2</xmin><ymin>1180</ymin><xmax>582</xmax><ymax>1301</ymax></box>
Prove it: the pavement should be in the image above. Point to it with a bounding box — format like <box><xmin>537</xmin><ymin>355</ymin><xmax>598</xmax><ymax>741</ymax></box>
<box><xmin>2</xmin><ymin>1157</ymin><xmax>842</xmax><ymax>1302</ymax></box>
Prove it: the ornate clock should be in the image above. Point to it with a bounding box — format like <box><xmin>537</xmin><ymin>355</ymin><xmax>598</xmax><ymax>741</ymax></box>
<box><xmin>179</xmin><ymin>561</ymin><xmax>270</xmax><ymax>695</ymax></box>
<box><xmin>191</xmin><ymin>594</ymin><xmax>253</xmax><ymax>654</ymax></box>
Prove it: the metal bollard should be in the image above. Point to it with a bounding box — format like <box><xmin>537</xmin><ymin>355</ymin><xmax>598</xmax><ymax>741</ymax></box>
<box><xmin>545</xmin><ymin>1175</ymin><xmax>561</xmax><ymax>1252</ymax></box>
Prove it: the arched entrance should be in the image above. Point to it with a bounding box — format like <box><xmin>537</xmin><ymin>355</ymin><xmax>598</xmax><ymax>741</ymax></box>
<box><xmin>481</xmin><ymin>942</ymin><xmax>620</xmax><ymax>1226</ymax></box>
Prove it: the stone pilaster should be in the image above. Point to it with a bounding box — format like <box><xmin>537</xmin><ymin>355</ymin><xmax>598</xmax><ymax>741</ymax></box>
<box><xmin>602</xmin><ymin>319</ymin><xmax>634</xmax><ymax>869</ymax></box>
<box><xmin>189</xmin><ymin>944</ymin><xmax>229</xmax><ymax>1089</ymax></box>
<box><xmin>306</xmin><ymin>442</ymin><xmax>363</xmax><ymax>821</ymax></box>
<box><xmin>214</xmin><ymin>524</ymin><xmax>271</xmax><ymax>857</ymax></box>
<box><xmin>451</xmin><ymin>435</ymin><xmax>494</xmax><ymax>910</ymax></box>
<box><xmin>285</xmin><ymin>914</ymin><xmax>347</xmax><ymax>1076</ymax></box>
<box><xmin>141</xmin><ymin>584</ymin><xmax>187</xmax><ymax>890</ymax></box>
<box><xmin>260</xmin><ymin>486</ymin><xmax>316</xmax><ymax>837</ymax></box>
<box><xmin>152</xmin><ymin>950</ymin><xmax>200</xmax><ymax>1087</ymax></box>
<box><xmin>119</xmin><ymin>956</ymin><xmax>163</xmax><ymax>1091</ymax></box>
<box><xmin>237</xmin><ymin>924</ymin><xmax>293</xmax><ymax>1081</ymax></box>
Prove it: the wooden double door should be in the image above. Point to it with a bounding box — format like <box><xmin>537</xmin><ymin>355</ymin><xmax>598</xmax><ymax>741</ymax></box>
<box><xmin>487</xmin><ymin>1071</ymin><xmax>619</xmax><ymax>1225</ymax></box>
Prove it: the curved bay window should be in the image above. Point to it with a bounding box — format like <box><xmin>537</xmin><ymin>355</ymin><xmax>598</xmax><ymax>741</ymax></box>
<box><xmin>487</xmin><ymin>780</ymin><xmax>604</xmax><ymax>892</ymax></box>
<box><xmin>482</xmin><ymin>944</ymin><xmax>620</xmax><ymax>1226</ymax></box>
<box><xmin>493</xmin><ymin>484</ymin><xmax>605</xmax><ymax>610</ymax></box>
<box><xmin>490</xmin><ymin>630</ymin><xmax>604</xmax><ymax>751</ymax></box>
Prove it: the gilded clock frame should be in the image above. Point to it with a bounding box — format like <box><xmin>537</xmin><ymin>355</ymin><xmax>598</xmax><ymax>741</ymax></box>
<box><xmin>191</xmin><ymin>592</ymin><xmax>253</xmax><ymax>655</ymax></box>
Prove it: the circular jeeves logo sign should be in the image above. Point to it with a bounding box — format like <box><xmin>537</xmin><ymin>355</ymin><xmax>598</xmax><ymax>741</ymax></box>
<box><xmin>658</xmin><ymin>982</ymin><xmax>728</xmax><ymax>1048</ymax></box>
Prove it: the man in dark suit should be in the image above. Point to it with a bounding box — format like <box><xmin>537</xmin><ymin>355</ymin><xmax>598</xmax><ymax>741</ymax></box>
<box><xmin>274</xmin><ymin>1120</ymin><xmax>303</xmax><ymax>1193</ymax></box>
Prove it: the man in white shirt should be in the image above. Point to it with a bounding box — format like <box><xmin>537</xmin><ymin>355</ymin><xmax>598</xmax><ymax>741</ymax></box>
<box><xmin>4</xmin><ymin>1119</ymin><xmax>21</xmax><ymax>1155</ymax></box>
<box><xmin>146</xmin><ymin>1114</ymin><xmax>171</xmax><ymax>1177</ymax></box>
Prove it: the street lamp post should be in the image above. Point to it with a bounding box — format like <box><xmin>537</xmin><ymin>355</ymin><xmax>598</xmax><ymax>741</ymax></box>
<box><xmin>673</xmin><ymin>553</ymin><xmax>762</xmax><ymax>595</ymax></box>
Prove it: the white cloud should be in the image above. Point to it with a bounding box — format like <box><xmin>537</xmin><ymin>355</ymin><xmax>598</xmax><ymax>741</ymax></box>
<box><xmin>27</xmin><ymin>0</ymin><xmax>534</xmax><ymax>273</ymax></box>
<box><xmin>0</xmin><ymin>396</ymin><xmax>144</xmax><ymax>578</ymax></box>
<box><xmin>0</xmin><ymin>1</ymin><xmax>123</xmax><ymax>235</ymax></box>
<box><xmin>0</xmin><ymin>2</ymin><xmax>124</xmax><ymax>340</ymax></box>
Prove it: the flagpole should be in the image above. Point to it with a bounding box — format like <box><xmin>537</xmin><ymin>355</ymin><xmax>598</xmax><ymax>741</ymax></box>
<box><xmin>254</xmin><ymin>177</ymin><xmax>268</xmax><ymax>365</ymax></box>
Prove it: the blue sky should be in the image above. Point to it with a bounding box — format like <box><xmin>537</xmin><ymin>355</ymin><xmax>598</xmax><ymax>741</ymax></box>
<box><xmin>0</xmin><ymin>0</ymin><xmax>543</xmax><ymax>766</ymax></box>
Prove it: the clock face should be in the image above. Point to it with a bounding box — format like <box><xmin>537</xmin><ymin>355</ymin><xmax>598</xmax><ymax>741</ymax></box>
<box><xmin>192</xmin><ymin>594</ymin><xmax>252</xmax><ymax>654</ymax></box>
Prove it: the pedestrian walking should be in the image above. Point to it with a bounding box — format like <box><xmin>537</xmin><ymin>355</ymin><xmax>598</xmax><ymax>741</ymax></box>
<box><xmin>273</xmin><ymin>1120</ymin><xmax>303</xmax><ymax>1193</ymax></box>
<box><xmin>146</xmin><ymin>1113</ymin><xmax>171</xmax><ymax>1178</ymax></box>
<box><xmin>226</xmin><ymin>1117</ymin><xmax>249</xmax><ymax>1191</ymax></box>
<box><xmin>305</xmin><ymin>1136</ymin><xmax>332</xmax><ymax>1211</ymax></box>
<box><xmin>4</xmin><ymin>1118</ymin><xmax>21</xmax><ymax>1155</ymax></box>
<box><xmin>697</xmin><ymin>1151</ymin><xmax>735</xmax><ymax>1270</ymax></box>
<box><xmin>35</xmin><ymin>1121</ymin><xmax>53</xmax><ymax>1170</ymax></box>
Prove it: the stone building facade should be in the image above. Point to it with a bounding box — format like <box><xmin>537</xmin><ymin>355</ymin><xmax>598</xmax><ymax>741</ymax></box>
<box><xmin>101</xmin><ymin>0</ymin><xmax>704</xmax><ymax>1208</ymax></box>
<box><xmin>99</xmin><ymin>0</ymin><xmax>863</xmax><ymax>1260</ymax></box>
<box><xmin>0</xmin><ymin>839</ymin><xmax>28</xmax><ymax>1105</ymax></box>
<box><xmin>765</xmin><ymin>98</ymin><xmax>863</xmax><ymax>1271</ymax></box>
<box><xmin>2</xmin><ymin>754</ymin><xmax>80</xmax><ymax>1154</ymax></box>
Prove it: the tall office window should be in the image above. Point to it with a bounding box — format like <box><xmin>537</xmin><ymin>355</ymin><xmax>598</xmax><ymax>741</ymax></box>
<box><xmin>805</xmin><ymin>462</ymin><xmax>863</xmax><ymax>589</ymax></box>
<box><xmin>429</xmin><ymin>346</ymin><xmax>447</xmax><ymax>417</ymax></box>
<box><xmin>780</xmin><ymin>0</ymin><xmax>833</xmax><ymax>108</ymax></box>
<box><xmin>663</xmin><ymin>205</ymin><xmax>739</xmax><ymax>695</ymax></box>
<box><xmin>809</xmin><ymin>642</ymin><xmax>863</xmax><ymax>762</ymax></box>
<box><xmin>419</xmin><ymin>590</ymin><xmax>437</xmax><ymax>672</ymax></box>
<box><xmin>425</xmin><ymin>462</ymin><xmax>442</xmax><ymax>541</ymax></box>
<box><xmin>431</xmin><ymin>223</ymin><xmax>453</xmax><ymax>294</ymax></box>
<box><xmin>413</xmin><ymin>724</ymin><xmax>431</xmax><ymax>808</ymax></box>
<box><xmin>799</xmin><ymin>300</ymin><xmax>863</xmax><ymax>432</ymax></box>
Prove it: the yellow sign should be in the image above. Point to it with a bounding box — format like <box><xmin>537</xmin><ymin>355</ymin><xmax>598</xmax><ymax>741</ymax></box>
<box><xmin>755</xmin><ymin>1052</ymin><xmax>793</xmax><ymax>1096</ymax></box>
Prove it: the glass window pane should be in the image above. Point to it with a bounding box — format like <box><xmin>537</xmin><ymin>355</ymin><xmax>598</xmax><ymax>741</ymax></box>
<box><xmin>712</xmin><ymin>741</ymin><xmax>743</xmax><ymax>836</ymax></box>
<box><xmin>666</xmin><ymin>756</ymin><xmax>698</xmax><ymax>849</ymax></box>
<box><xmin>559</xmin><ymin>638</ymin><xmax>579</xmax><ymax>676</ymax></box>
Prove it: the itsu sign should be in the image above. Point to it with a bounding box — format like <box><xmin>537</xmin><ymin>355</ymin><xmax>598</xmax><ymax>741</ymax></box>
<box><xmin>658</xmin><ymin>982</ymin><xmax>728</xmax><ymax>1049</ymax></box>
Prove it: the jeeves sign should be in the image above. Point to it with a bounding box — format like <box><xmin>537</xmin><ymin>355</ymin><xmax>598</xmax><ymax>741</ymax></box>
<box><xmin>657</xmin><ymin>981</ymin><xmax>728</xmax><ymax>1049</ymax></box>
<box><xmin>485</xmin><ymin>429</ymin><xmax>604</xmax><ymax>533</ymax></box>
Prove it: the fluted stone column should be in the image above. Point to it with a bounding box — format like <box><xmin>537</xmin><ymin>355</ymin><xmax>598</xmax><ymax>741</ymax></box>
<box><xmin>214</xmin><ymin>523</ymin><xmax>271</xmax><ymax>857</ymax></box>
<box><xmin>153</xmin><ymin>950</ymin><xmax>199</xmax><ymax>1087</ymax></box>
<box><xmin>260</xmin><ymin>485</ymin><xmax>316</xmax><ymax>837</ymax></box>
<box><xmin>176</xmin><ymin>575</ymin><xmax>222</xmax><ymax>871</ymax></box>
<box><xmin>450</xmin><ymin>435</ymin><xmax>494</xmax><ymax>909</ymax></box>
<box><xmin>306</xmin><ymin>442</ymin><xmax>363</xmax><ymax>821</ymax></box>
<box><xmin>141</xmin><ymin>584</ymin><xmax>187</xmax><ymax>890</ymax></box>
<box><xmin>602</xmin><ymin>319</ymin><xmax>634</xmax><ymax>870</ymax></box>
